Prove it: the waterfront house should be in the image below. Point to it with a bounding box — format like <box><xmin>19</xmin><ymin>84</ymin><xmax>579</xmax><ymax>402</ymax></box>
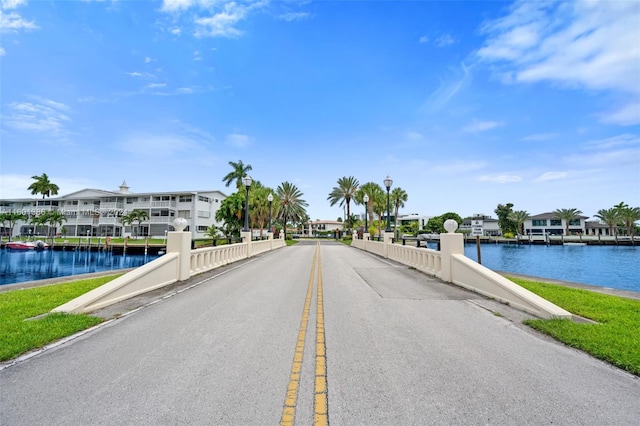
<box><xmin>524</xmin><ymin>212</ymin><xmax>588</xmax><ymax>236</ymax></box>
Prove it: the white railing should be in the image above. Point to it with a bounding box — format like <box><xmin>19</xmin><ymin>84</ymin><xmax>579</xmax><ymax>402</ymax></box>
<box><xmin>55</xmin><ymin>234</ymin><xmax>286</xmax><ymax>314</ymax></box>
<box><xmin>351</xmin><ymin>232</ymin><xmax>571</xmax><ymax>319</ymax></box>
<box><xmin>189</xmin><ymin>243</ymin><xmax>248</xmax><ymax>275</ymax></box>
<box><xmin>387</xmin><ymin>244</ymin><xmax>442</xmax><ymax>277</ymax></box>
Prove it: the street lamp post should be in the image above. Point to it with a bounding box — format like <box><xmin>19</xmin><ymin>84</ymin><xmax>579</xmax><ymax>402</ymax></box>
<box><xmin>384</xmin><ymin>176</ymin><xmax>393</xmax><ymax>232</ymax></box>
<box><xmin>268</xmin><ymin>193</ymin><xmax>273</xmax><ymax>233</ymax></box>
<box><xmin>363</xmin><ymin>194</ymin><xmax>369</xmax><ymax>233</ymax></box>
<box><xmin>242</xmin><ymin>175</ymin><xmax>252</xmax><ymax>232</ymax></box>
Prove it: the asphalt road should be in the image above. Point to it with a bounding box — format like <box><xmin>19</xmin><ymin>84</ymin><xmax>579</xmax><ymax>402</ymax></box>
<box><xmin>1</xmin><ymin>241</ymin><xmax>639</xmax><ymax>425</ymax></box>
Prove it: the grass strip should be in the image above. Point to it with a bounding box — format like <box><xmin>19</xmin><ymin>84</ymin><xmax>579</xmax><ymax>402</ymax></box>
<box><xmin>509</xmin><ymin>277</ymin><xmax>640</xmax><ymax>376</ymax></box>
<box><xmin>0</xmin><ymin>275</ymin><xmax>121</xmax><ymax>362</ymax></box>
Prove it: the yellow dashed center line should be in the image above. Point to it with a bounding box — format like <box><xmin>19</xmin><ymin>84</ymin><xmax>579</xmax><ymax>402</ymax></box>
<box><xmin>280</xmin><ymin>242</ymin><xmax>329</xmax><ymax>426</ymax></box>
<box><xmin>314</xmin><ymin>243</ymin><xmax>329</xmax><ymax>425</ymax></box>
<box><xmin>280</xmin><ymin>244</ymin><xmax>318</xmax><ymax>426</ymax></box>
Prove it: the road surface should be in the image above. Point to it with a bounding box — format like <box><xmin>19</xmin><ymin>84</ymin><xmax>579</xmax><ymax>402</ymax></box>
<box><xmin>1</xmin><ymin>241</ymin><xmax>639</xmax><ymax>425</ymax></box>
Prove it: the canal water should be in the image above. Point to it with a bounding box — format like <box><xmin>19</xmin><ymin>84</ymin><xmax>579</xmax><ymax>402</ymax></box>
<box><xmin>463</xmin><ymin>243</ymin><xmax>639</xmax><ymax>293</ymax></box>
<box><xmin>0</xmin><ymin>249</ymin><xmax>159</xmax><ymax>286</ymax></box>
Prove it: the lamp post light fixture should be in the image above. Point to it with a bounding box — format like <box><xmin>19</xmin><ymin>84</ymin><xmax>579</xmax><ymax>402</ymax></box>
<box><xmin>268</xmin><ymin>193</ymin><xmax>273</xmax><ymax>233</ymax></box>
<box><xmin>363</xmin><ymin>194</ymin><xmax>369</xmax><ymax>233</ymax></box>
<box><xmin>242</xmin><ymin>175</ymin><xmax>252</xmax><ymax>232</ymax></box>
<box><xmin>383</xmin><ymin>175</ymin><xmax>393</xmax><ymax>232</ymax></box>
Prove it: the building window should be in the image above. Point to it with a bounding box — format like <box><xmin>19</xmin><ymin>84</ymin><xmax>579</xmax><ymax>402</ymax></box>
<box><xmin>197</xmin><ymin>210</ymin><xmax>210</xmax><ymax>218</ymax></box>
<box><xmin>532</xmin><ymin>219</ymin><xmax>547</xmax><ymax>226</ymax></box>
<box><xmin>178</xmin><ymin>210</ymin><xmax>191</xmax><ymax>219</ymax></box>
<box><xmin>179</xmin><ymin>196</ymin><xmax>192</xmax><ymax>203</ymax></box>
<box><xmin>569</xmin><ymin>219</ymin><xmax>581</xmax><ymax>226</ymax></box>
<box><xmin>198</xmin><ymin>195</ymin><xmax>210</xmax><ymax>203</ymax></box>
<box><xmin>197</xmin><ymin>225</ymin><xmax>208</xmax><ymax>232</ymax></box>
<box><xmin>550</xmin><ymin>219</ymin><xmax>562</xmax><ymax>226</ymax></box>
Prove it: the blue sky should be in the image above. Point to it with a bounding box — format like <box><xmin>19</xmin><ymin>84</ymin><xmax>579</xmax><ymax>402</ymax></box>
<box><xmin>1</xmin><ymin>0</ymin><xmax>639</xmax><ymax>221</ymax></box>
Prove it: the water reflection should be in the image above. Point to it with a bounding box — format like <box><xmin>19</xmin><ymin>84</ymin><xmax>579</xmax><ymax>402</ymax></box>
<box><xmin>0</xmin><ymin>249</ymin><xmax>159</xmax><ymax>285</ymax></box>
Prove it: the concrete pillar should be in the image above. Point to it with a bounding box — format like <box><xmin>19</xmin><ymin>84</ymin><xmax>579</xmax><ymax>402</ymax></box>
<box><xmin>267</xmin><ymin>231</ymin><xmax>273</xmax><ymax>250</ymax></box>
<box><xmin>242</xmin><ymin>231</ymin><xmax>252</xmax><ymax>258</ymax></box>
<box><xmin>383</xmin><ymin>231</ymin><xmax>394</xmax><ymax>258</ymax></box>
<box><xmin>167</xmin><ymin>231</ymin><xmax>191</xmax><ymax>281</ymax></box>
<box><xmin>440</xmin><ymin>219</ymin><xmax>464</xmax><ymax>283</ymax></box>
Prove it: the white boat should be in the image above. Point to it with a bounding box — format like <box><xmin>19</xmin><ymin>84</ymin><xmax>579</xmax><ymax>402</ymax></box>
<box><xmin>6</xmin><ymin>240</ymin><xmax>50</xmax><ymax>250</ymax></box>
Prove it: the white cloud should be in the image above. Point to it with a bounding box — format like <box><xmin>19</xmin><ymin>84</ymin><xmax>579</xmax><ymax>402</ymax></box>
<box><xmin>161</xmin><ymin>0</ymin><xmax>197</xmax><ymax>13</ymax></box>
<box><xmin>598</xmin><ymin>102</ymin><xmax>640</xmax><ymax>126</ymax></box>
<box><xmin>476</xmin><ymin>1</ymin><xmax>640</xmax><ymax>95</ymax></box>
<box><xmin>3</xmin><ymin>98</ymin><xmax>71</xmax><ymax>134</ymax></box>
<box><xmin>145</xmin><ymin>83</ymin><xmax>167</xmax><ymax>89</ymax></box>
<box><xmin>419</xmin><ymin>35</ymin><xmax>428</xmax><ymax>44</ymax></box>
<box><xmin>226</xmin><ymin>133</ymin><xmax>251</xmax><ymax>148</ymax></box>
<box><xmin>1</xmin><ymin>0</ymin><xmax>26</xmax><ymax>10</ymax></box>
<box><xmin>534</xmin><ymin>171</ymin><xmax>568</xmax><ymax>182</ymax></box>
<box><xmin>170</xmin><ymin>27</ymin><xmax>181</xmax><ymax>35</ymax></box>
<box><xmin>194</xmin><ymin>2</ymin><xmax>249</xmax><ymax>38</ymax></box>
<box><xmin>144</xmin><ymin>56</ymin><xmax>155</xmax><ymax>63</ymax></box>
<box><xmin>434</xmin><ymin>34</ymin><xmax>455</xmax><ymax>47</ymax></box>
<box><xmin>584</xmin><ymin>134</ymin><xmax>640</xmax><ymax>150</ymax></box>
<box><xmin>478</xmin><ymin>174</ymin><xmax>522</xmax><ymax>184</ymax></box>
<box><xmin>279</xmin><ymin>12</ymin><xmax>310</xmax><ymax>22</ymax></box>
<box><xmin>463</xmin><ymin>119</ymin><xmax>503</xmax><ymax>133</ymax></box>
<box><xmin>0</xmin><ymin>10</ymin><xmax>37</xmax><ymax>32</ymax></box>
<box><xmin>0</xmin><ymin>46</ymin><xmax>5</xmax><ymax>56</ymax></box>
<box><xmin>422</xmin><ymin>63</ymin><xmax>471</xmax><ymax>113</ymax></box>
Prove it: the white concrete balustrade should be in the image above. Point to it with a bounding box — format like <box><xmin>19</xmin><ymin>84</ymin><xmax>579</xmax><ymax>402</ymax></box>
<box><xmin>351</xmin><ymin>222</ymin><xmax>572</xmax><ymax>320</ymax></box>
<box><xmin>54</xmin><ymin>226</ymin><xmax>285</xmax><ymax>314</ymax></box>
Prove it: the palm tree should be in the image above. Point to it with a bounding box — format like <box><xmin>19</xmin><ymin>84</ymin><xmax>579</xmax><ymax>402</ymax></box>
<box><xmin>508</xmin><ymin>210</ymin><xmax>529</xmax><ymax>236</ymax></box>
<box><xmin>131</xmin><ymin>209</ymin><xmax>150</xmax><ymax>238</ymax></box>
<box><xmin>391</xmin><ymin>187</ymin><xmax>408</xmax><ymax>238</ymax></box>
<box><xmin>119</xmin><ymin>211</ymin><xmax>133</xmax><ymax>237</ymax></box>
<box><xmin>205</xmin><ymin>225</ymin><xmax>220</xmax><ymax>245</ymax></box>
<box><xmin>28</xmin><ymin>173</ymin><xmax>59</xmax><ymax>199</ymax></box>
<box><xmin>222</xmin><ymin>160</ymin><xmax>253</xmax><ymax>190</ymax></box>
<box><xmin>327</xmin><ymin>176</ymin><xmax>359</xmax><ymax>231</ymax></box>
<box><xmin>594</xmin><ymin>208</ymin><xmax>620</xmax><ymax>237</ymax></box>
<box><xmin>249</xmin><ymin>182</ymin><xmax>277</xmax><ymax>237</ymax></box>
<box><xmin>617</xmin><ymin>206</ymin><xmax>640</xmax><ymax>239</ymax></box>
<box><xmin>355</xmin><ymin>182</ymin><xmax>384</xmax><ymax>234</ymax></box>
<box><xmin>4</xmin><ymin>212</ymin><xmax>28</xmax><ymax>241</ymax></box>
<box><xmin>276</xmin><ymin>181</ymin><xmax>308</xmax><ymax>240</ymax></box>
<box><xmin>44</xmin><ymin>210</ymin><xmax>67</xmax><ymax>242</ymax></box>
<box><xmin>553</xmin><ymin>208</ymin><xmax>583</xmax><ymax>236</ymax></box>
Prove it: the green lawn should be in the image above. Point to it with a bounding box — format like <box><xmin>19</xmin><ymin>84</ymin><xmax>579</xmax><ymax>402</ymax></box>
<box><xmin>510</xmin><ymin>277</ymin><xmax>640</xmax><ymax>376</ymax></box>
<box><xmin>0</xmin><ymin>275</ymin><xmax>120</xmax><ymax>362</ymax></box>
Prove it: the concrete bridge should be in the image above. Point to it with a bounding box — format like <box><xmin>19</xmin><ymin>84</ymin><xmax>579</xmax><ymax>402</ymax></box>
<box><xmin>1</xmin><ymin>239</ymin><xmax>639</xmax><ymax>425</ymax></box>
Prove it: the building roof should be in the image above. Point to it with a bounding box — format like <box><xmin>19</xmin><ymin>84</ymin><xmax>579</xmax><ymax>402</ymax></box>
<box><xmin>529</xmin><ymin>212</ymin><xmax>589</xmax><ymax>220</ymax></box>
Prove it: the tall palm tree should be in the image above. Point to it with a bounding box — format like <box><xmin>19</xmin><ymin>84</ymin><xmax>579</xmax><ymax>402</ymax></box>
<box><xmin>131</xmin><ymin>209</ymin><xmax>150</xmax><ymax>238</ymax></box>
<box><xmin>222</xmin><ymin>160</ymin><xmax>253</xmax><ymax>190</ymax></box>
<box><xmin>553</xmin><ymin>208</ymin><xmax>583</xmax><ymax>236</ymax></box>
<box><xmin>276</xmin><ymin>181</ymin><xmax>308</xmax><ymax>240</ymax></box>
<box><xmin>594</xmin><ymin>208</ymin><xmax>620</xmax><ymax>237</ymax></box>
<box><xmin>28</xmin><ymin>173</ymin><xmax>59</xmax><ymax>199</ymax></box>
<box><xmin>391</xmin><ymin>187</ymin><xmax>408</xmax><ymax>238</ymax></box>
<box><xmin>327</xmin><ymin>176</ymin><xmax>359</xmax><ymax>231</ymax></box>
<box><xmin>249</xmin><ymin>182</ymin><xmax>278</xmax><ymax>237</ymax></box>
<box><xmin>355</xmin><ymin>182</ymin><xmax>384</xmax><ymax>236</ymax></box>
<box><xmin>508</xmin><ymin>210</ymin><xmax>529</xmax><ymax>235</ymax></box>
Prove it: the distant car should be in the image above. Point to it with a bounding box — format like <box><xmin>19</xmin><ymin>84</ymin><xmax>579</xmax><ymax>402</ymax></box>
<box><xmin>416</xmin><ymin>233</ymin><xmax>432</xmax><ymax>240</ymax></box>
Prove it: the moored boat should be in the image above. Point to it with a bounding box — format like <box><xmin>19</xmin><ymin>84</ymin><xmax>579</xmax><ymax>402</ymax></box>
<box><xmin>6</xmin><ymin>241</ymin><xmax>50</xmax><ymax>250</ymax></box>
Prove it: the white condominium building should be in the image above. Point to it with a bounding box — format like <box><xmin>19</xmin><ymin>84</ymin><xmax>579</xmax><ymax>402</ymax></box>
<box><xmin>0</xmin><ymin>181</ymin><xmax>227</xmax><ymax>240</ymax></box>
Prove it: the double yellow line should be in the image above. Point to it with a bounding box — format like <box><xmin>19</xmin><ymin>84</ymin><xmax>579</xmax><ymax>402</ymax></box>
<box><xmin>281</xmin><ymin>242</ymin><xmax>328</xmax><ymax>426</ymax></box>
